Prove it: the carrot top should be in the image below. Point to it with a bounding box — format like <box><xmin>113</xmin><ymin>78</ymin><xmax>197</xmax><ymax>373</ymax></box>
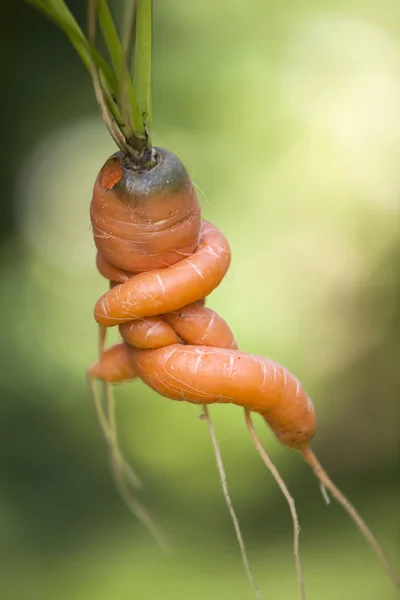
<box><xmin>27</xmin><ymin>0</ymin><xmax>154</xmax><ymax>168</ymax></box>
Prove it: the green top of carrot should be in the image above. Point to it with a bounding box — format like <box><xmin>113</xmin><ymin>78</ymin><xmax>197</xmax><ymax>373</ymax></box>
<box><xmin>27</xmin><ymin>0</ymin><xmax>154</xmax><ymax>168</ymax></box>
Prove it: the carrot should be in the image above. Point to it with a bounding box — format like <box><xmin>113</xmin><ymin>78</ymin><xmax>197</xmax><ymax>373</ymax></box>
<box><xmin>29</xmin><ymin>1</ymin><xmax>399</xmax><ymax>598</ymax></box>
<box><xmin>89</xmin><ymin>138</ymin><xmax>400</xmax><ymax>590</ymax></box>
<box><xmin>88</xmin><ymin>142</ymin><xmax>400</xmax><ymax>593</ymax></box>
<box><xmin>88</xmin><ymin>11</ymin><xmax>398</xmax><ymax>592</ymax></box>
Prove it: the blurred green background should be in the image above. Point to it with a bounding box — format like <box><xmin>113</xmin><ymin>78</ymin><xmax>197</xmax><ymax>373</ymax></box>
<box><xmin>1</xmin><ymin>1</ymin><xmax>399</xmax><ymax>599</ymax></box>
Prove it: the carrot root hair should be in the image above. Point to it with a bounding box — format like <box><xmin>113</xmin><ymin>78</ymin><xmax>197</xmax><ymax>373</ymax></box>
<box><xmin>301</xmin><ymin>446</ymin><xmax>400</xmax><ymax>588</ymax></box>
<box><xmin>88</xmin><ymin>374</ymin><xmax>169</xmax><ymax>548</ymax></box>
<box><xmin>96</xmin><ymin>325</ymin><xmax>141</xmax><ymax>490</ymax></box>
<box><xmin>201</xmin><ymin>405</ymin><xmax>264</xmax><ymax>600</ymax></box>
<box><xmin>244</xmin><ymin>410</ymin><xmax>306</xmax><ymax>600</ymax></box>
<box><xmin>88</xmin><ymin>375</ymin><xmax>140</xmax><ymax>489</ymax></box>
<box><xmin>87</xmin><ymin>325</ymin><xmax>169</xmax><ymax>549</ymax></box>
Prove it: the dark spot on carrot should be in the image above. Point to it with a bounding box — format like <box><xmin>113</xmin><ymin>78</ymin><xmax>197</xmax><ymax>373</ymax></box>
<box><xmin>100</xmin><ymin>157</ymin><xmax>123</xmax><ymax>189</ymax></box>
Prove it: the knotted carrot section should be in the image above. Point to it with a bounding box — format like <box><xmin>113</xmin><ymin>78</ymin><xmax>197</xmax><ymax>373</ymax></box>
<box><xmin>93</xmin><ymin>221</ymin><xmax>232</xmax><ymax>327</ymax></box>
<box><xmin>89</xmin><ymin>147</ymin><xmax>316</xmax><ymax>449</ymax></box>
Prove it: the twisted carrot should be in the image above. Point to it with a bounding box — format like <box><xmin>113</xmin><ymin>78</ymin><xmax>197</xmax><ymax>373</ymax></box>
<box><xmin>89</xmin><ymin>147</ymin><xmax>399</xmax><ymax>596</ymax></box>
<box><xmin>90</xmin><ymin>149</ymin><xmax>316</xmax><ymax>450</ymax></box>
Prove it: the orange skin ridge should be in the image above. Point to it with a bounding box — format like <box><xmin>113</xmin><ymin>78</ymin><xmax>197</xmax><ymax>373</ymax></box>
<box><xmin>89</xmin><ymin>147</ymin><xmax>316</xmax><ymax>451</ymax></box>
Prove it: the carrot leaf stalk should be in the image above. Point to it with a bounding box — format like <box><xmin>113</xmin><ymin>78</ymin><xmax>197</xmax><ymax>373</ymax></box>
<box><xmin>134</xmin><ymin>0</ymin><xmax>153</xmax><ymax>139</ymax></box>
<box><xmin>26</xmin><ymin>0</ymin><xmax>154</xmax><ymax>168</ymax></box>
<box><xmin>97</xmin><ymin>0</ymin><xmax>144</xmax><ymax>142</ymax></box>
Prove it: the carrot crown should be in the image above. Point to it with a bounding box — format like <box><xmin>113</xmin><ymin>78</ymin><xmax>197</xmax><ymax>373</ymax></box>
<box><xmin>27</xmin><ymin>0</ymin><xmax>154</xmax><ymax>168</ymax></box>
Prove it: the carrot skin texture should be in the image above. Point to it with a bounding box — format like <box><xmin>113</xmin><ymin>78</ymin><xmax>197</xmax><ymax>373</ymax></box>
<box><xmin>94</xmin><ymin>221</ymin><xmax>231</xmax><ymax>326</ymax></box>
<box><xmin>89</xmin><ymin>343</ymin><xmax>316</xmax><ymax>449</ymax></box>
<box><xmin>118</xmin><ymin>302</ymin><xmax>237</xmax><ymax>350</ymax></box>
<box><xmin>96</xmin><ymin>252</ymin><xmax>132</xmax><ymax>283</ymax></box>
<box><xmin>164</xmin><ymin>303</ymin><xmax>238</xmax><ymax>349</ymax></box>
<box><xmin>119</xmin><ymin>317</ymin><xmax>181</xmax><ymax>349</ymax></box>
<box><xmin>90</xmin><ymin>343</ymin><xmax>137</xmax><ymax>383</ymax></box>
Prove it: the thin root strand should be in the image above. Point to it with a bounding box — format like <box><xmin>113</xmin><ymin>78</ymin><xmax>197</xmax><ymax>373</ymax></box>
<box><xmin>88</xmin><ymin>374</ymin><xmax>168</xmax><ymax>548</ymax></box>
<box><xmin>89</xmin><ymin>375</ymin><xmax>142</xmax><ymax>489</ymax></box>
<box><xmin>301</xmin><ymin>446</ymin><xmax>400</xmax><ymax>588</ymax></box>
<box><xmin>245</xmin><ymin>410</ymin><xmax>306</xmax><ymax>600</ymax></box>
<box><xmin>202</xmin><ymin>405</ymin><xmax>264</xmax><ymax>600</ymax></box>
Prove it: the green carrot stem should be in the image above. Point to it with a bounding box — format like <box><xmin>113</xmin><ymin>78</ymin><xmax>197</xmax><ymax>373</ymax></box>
<box><xmin>98</xmin><ymin>0</ymin><xmax>145</xmax><ymax>138</ymax></box>
<box><xmin>134</xmin><ymin>0</ymin><xmax>153</xmax><ymax>139</ymax></box>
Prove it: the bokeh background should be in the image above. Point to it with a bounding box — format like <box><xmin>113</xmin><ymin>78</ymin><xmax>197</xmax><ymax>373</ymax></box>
<box><xmin>1</xmin><ymin>1</ymin><xmax>399</xmax><ymax>599</ymax></box>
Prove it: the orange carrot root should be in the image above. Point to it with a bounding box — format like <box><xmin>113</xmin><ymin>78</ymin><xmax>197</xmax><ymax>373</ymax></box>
<box><xmin>301</xmin><ymin>446</ymin><xmax>400</xmax><ymax>588</ymax></box>
<box><xmin>201</xmin><ymin>405</ymin><xmax>263</xmax><ymax>600</ymax></box>
<box><xmin>87</xmin><ymin>147</ymin><xmax>397</xmax><ymax>592</ymax></box>
<box><xmin>245</xmin><ymin>410</ymin><xmax>306</xmax><ymax>600</ymax></box>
